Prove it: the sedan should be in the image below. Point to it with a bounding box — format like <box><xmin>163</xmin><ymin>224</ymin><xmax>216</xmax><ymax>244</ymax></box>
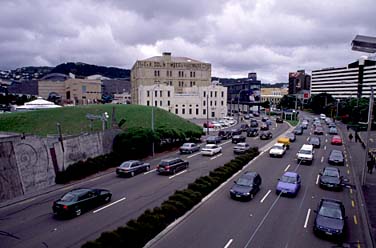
<box><xmin>246</xmin><ymin>127</ymin><xmax>259</xmax><ymax>137</ymax></box>
<box><xmin>308</xmin><ymin>136</ymin><xmax>321</xmax><ymax>148</ymax></box>
<box><xmin>329</xmin><ymin>127</ymin><xmax>338</xmax><ymax>135</ymax></box>
<box><xmin>285</xmin><ymin>132</ymin><xmax>296</xmax><ymax>142</ymax></box>
<box><xmin>233</xmin><ymin>142</ymin><xmax>251</xmax><ymax>154</ymax></box>
<box><xmin>314</xmin><ymin>126</ymin><xmax>324</xmax><ymax>135</ymax></box>
<box><xmin>269</xmin><ymin>143</ymin><xmax>287</xmax><ymax>157</ymax></box>
<box><xmin>260</xmin><ymin>131</ymin><xmax>273</xmax><ymax>140</ymax></box>
<box><xmin>276</xmin><ymin>172</ymin><xmax>301</xmax><ymax>197</ymax></box>
<box><xmin>313</xmin><ymin>198</ymin><xmax>346</xmax><ymax>240</ymax></box>
<box><xmin>319</xmin><ymin>167</ymin><xmax>343</xmax><ymax>191</ymax></box>
<box><xmin>230</xmin><ymin>171</ymin><xmax>262</xmax><ymax>200</ymax></box>
<box><xmin>293</xmin><ymin>126</ymin><xmax>303</xmax><ymax>135</ymax></box>
<box><xmin>206</xmin><ymin>135</ymin><xmax>222</xmax><ymax>144</ymax></box>
<box><xmin>331</xmin><ymin>135</ymin><xmax>343</xmax><ymax>145</ymax></box>
<box><xmin>201</xmin><ymin>144</ymin><xmax>222</xmax><ymax>156</ymax></box>
<box><xmin>328</xmin><ymin>149</ymin><xmax>345</xmax><ymax>166</ymax></box>
<box><xmin>276</xmin><ymin>117</ymin><xmax>283</xmax><ymax>123</ymax></box>
<box><xmin>260</xmin><ymin>123</ymin><xmax>269</xmax><ymax>130</ymax></box>
<box><xmin>232</xmin><ymin>135</ymin><xmax>246</xmax><ymax>144</ymax></box>
<box><xmin>179</xmin><ymin>143</ymin><xmax>200</xmax><ymax>154</ymax></box>
<box><xmin>53</xmin><ymin>188</ymin><xmax>112</xmax><ymax>218</ymax></box>
<box><xmin>116</xmin><ymin>160</ymin><xmax>151</xmax><ymax>177</ymax></box>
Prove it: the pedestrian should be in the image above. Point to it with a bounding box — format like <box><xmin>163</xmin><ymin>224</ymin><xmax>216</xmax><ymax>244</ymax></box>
<box><xmin>348</xmin><ymin>133</ymin><xmax>353</xmax><ymax>142</ymax></box>
<box><xmin>368</xmin><ymin>160</ymin><xmax>374</xmax><ymax>174</ymax></box>
<box><xmin>355</xmin><ymin>131</ymin><xmax>359</xmax><ymax>143</ymax></box>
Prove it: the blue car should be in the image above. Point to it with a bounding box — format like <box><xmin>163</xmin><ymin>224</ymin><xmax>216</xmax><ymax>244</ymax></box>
<box><xmin>276</xmin><ymin>172</ymin><xmax>301</xmax><ymax>197</ymax></box>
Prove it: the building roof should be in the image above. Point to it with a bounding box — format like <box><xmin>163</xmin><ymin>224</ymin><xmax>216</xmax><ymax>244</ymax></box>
<box><xmin>16</xmin><ymin>97</ymin><xmax>61</xmax><ymax>110</ymax></box>
<box><xmin>40</xmin><ymin>73</ymin><xmax>69</xmax><ymax>81</ymax></box>
<box><xmin>141</xmin><ymin>55</ymin><xmax>203</xmax><ymax>63</ymax></box>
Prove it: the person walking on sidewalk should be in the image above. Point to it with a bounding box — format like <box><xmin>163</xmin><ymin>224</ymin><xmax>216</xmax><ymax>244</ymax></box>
<box><xmin>368</xmin><ymin>160</ymin><xmax>374</xmax><ymax>174</ymax></box>
<box><xmin>349</xmin><ymin>133</ymin><xmax>353</xmax><ymax>142</ymax></box>
<box><xmin>355</xmin><ymin>131</ymin><xmax>360</xmax><ymax>143</ymax></box>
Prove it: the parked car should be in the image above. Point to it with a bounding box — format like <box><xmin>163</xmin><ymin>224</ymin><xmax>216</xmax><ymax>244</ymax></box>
<box><xmin>250</xmin><ymin>119</ymin><xmax>259</xmax><ymax>128</ymax></box>
<box><xmin>313</xmin><ymin>198</ymin><xmax>346</xmax><ymax>240</ymax></box>
<box><xmin>247</xmin><ymin>127</ymin><xmax>259</xmax><ymax>137</ymax></box>
<box><xmin>240</xmin><ymin>123</ymin><xmax>250</xmax><ymax>132</ymax></box>
<box><xmin>293</xmin><ymin>126</ymin><xmax>303</xmax><ymax>135</ymax></box>
<box><xmin>276</xmin><ymin>172</ymin><xmax>301</xmax><ymax>197</ymax></box>
<box><xmin>233</xmin><ymin>142</ymin><xmax>251</xmax><ymax>154</ymax></box>
<box><xmin>201</xmin><ymin>144</ymin><xmax>222</xmax><ymax>156</ymax></box>
<box><xmin>157</xmin><ymin>157</ymin><xmax>189</xmax><ymax>175</ymax></box>
<box><xmin>331</xmin><ymin>135</ymin><xmax>343</xmax><ymax>145</ymax></box>
<box><xmin>179</xmin><ymin>143</ymin><xmax>200</xmax><ymax>154</ymax></box>
<box><xmin>116</xmin><ymin>160</ymin><xmax>151</xmax><ymax>177</ymax></box>
<box><xmin>203</xmin><ymin>122</ymin><xmax>214</xmax><ymax>128</ymax></box>
<box><xmin>230</xmin><ymin>171</ymin><xmax>262</xmax><ymax>200</ymax></box>
<box><xmin>314</xmin><ymin>126</ymin><xmax>324</xmax><ymax>135</ymax></box>
<box><xmin>328</xmin><ymin>149</ymin><xmax>345</xmax><ymax>165</ymax></box>
<box><xmin>329</xmin><ymin>127</ymin><xmax>338</xmax><ymax>135</ymax></box>
<box><xmin>269</xmin><ymin>143</ymin><xmax>287</xmax><ymax>157</ymax></box>
<box><xmin>260</xmin><ymin>131</ymin><xmax>273</xmax><ymax>140</ymax></box>
<box><xmin>308</xmin><ymin>136</ymin><xmax>321</xmax><ymax>148</ymax></box>
<box><xmin>218</xmin><ymin>130</ymin><xmax>232</xmax><ymax>140</ymax></box>
<box><xmin>285</xmin><ymin>132</ymin><xmax>296</xmax><ymax>142</ymax></box>
<box><xmin>53</xmin><ymin>188</ymin><xmax>112</xmax><ymax>218</ymax></box>
<box><xmin>206</xmin><ymin>135</ymin><xmax>222</xmax><ymax>144</ymax></box>
<box><xmin>276</xmin><ymin>117</ymin><xmax>283</xmax><ymax>123</ymax></box>
<box><xmin>218</xmin><ymin>120</ymin><xmax>230</xmax><ymax>127</ymax></box>
<box><xmin>260</xmin><ymin>123</ymin><xmax>269</xmax><ymax>130</ymax></box>
<box><xmin>319</xmin><ymin>167</ymin><xmax>343</xmax><ymax>191</ymax></box>
<box><xmin>232</xmin><ymin>135</ymin><xmax>246</xmax><ymax>144</ymax></box>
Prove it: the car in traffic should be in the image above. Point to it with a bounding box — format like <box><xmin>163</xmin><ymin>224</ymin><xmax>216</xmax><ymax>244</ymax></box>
<box><xmin>250</xmin><ymin>119</ymin><xmax>259</xmax><ymax>127</ymax></box>
<box><xmin>203</xmin><ymin>121</ymin><xmax>214</xmax><ymax>128</ymax></box>
<box><xmin>230</xmin><ymin>128</ymin><xmax>242</xmax><ymax>136</ymax></box>
<box><xmin>201</xmin><ymin>144</ymin><xmax>222</xmax><ymax>156</ymax></box>
<box><xmin>233</xmin><ymin>142</ymin><xmax>251</xmax><ymax>154</ymax></box>
<box><xmin>269</xmin><ymin>143</ymin><xmax>287</xmax><ymax>157</ymax></box>
<box><xmin>297</xmin><ymin>144</ymin><xmax>314</xmax><ymax>164</ymax></box>
<box><xmin>266</xmin><ymin>119</ymin><xmax>273</xmax><ymax>126</ymax></box>
<box><xmin>218</xmin><ymin>130</ymin><xmax>232</xmax><ymax>140</ymax></box>
<box><xmin>240</xmin><ymin>123</ymin><xmax>250</xmax><ymax>132</ymax></box>
<box><xmin>293</xmin><ymin>126</ymin><xmax>303</xmax><ymax>135</ymax></box>
<box><xmin>179</xmin><ymin>143</ymin><xmax>200</xmax><ymax>154</ymax></box>
<box><xmin>276</xmin><ymin>116</ymin><xmax>283</xmax><ymax>123</ymax></box>
<box><xmin>308</xmin><ymin>136</ymin><xmax>321</xmax><ymax>148</ymax></box>
<box><xmin>328</xmin><ymin>149</ymin><xmax>345</xmax><ymax>166</ymax></box>
<box><xmin>285</xmin><ymin>132</ymin><xmax>296</xmax><ymax>142</ymax></box>
<box><xmin>246</xmin><ymin>127</ymin><xmax>259</xmax><ymax>137</ymax></box>
<box><xmin>314</xmin><ymin>126</ymin><xmax>324</xmax><ymax>135</ymax></box>
<box><xmin>331</xmin><ymin>135</ymin><xmax>343</xmax><ymax>145</ymax></box>
<box><xmin>277</xmin><ymin>137</ymin><xmax>290</xmax><ymax>149</ymax></box>
<box><xmin>329</xmin><ymin>127</ymin><xmax>338</xmax><ymax>135</ymax></box>
<box><xmin>244</xmin><ymin>114</ymin><xmax>251</xmax><ymax>120</ymax></box>
<box><xmin>301</xmin><ymin>122</ymin><xmax>308</xmax><ymax>129</ymax></box>
<box><xmin>260</xmin><ymin>131</ymin><xmax>273</xmax><ymax>140</ymax></box>
<box><xmin>206</xmin><ymin>135</ymin><xmax>222</xmax><ymax>144</ymax></box>
<box><xmin>262</xmin><ymin>116</ymin><xmax>268</xmax><ymax>122</ymax></box>
<box><xmin>232</xmin><ymin>135</ymin><xmax>246</xmax><ymax>144</ymax></box>
<box><xmin>276</xmin><ymin>172</ymin><xmax>301</xmax><ymax>197</ymax></box>
<box><xmin>313</xmin><ymin>120</ymin><xmax>322</xmax><ymax>128</ymax></box>
<box><xmin>116</xmin><ymin>160</ymin><xmax>151</xmax><ymax>177</ymax></box>
<box><xmin>328</xmin><ymin>122</ymin><xmax>336</xmax><ymax>128</ymax></box>
<box><xmin>313</xmin><ymin>198</ymin><xmax>346</xmax><ymax>240</ymax></box>
<box><xmin>230</xmin><ymin>171</ymin><xmax>262</xmax><ymax>200</ymax></box>
<box><xmin>260</xmin><ymin>123</ymin><xmax>269</xmax><ymax>130</ymax></box>
<box><xmin>53</xmin><ymin>188</ymin><xmax>112</xmax><ymax>218</ymax></box>
<box><xmin>157</xmin><ymin>157</ymin><xmax>189</xmax><ymax>174</ymax></box>
<box><xmin>320</xmin><ymin>113</ymin><xmax>326</xmax><ymax>120</ymax></box>
<box><xmin>319</xmin><ymin>167</ymin><xmax>343</xmax><ymax>191</ymax></box>
<box><xmin>252</xmin><ymin>111</ymin><xmax>260</xmax><ymax>117</ymax></box>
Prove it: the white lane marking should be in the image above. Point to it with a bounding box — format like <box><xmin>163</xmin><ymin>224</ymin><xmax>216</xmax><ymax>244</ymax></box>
<box><xmin>324</xmin><ymin>145</ymin><xmax>326</xmax><ymax>150</ymax></box>
<box><xmin>224</xmin><ymin>239</ymin><xmax>234</xmax><ymax>248</ymax></box>
<box><xmin>187</xmin><ymin>152</ymin><xmax>202</xmax><ymax>158</ymax></box>
<box><xmin>304</xmin><ymin>208</ymin><xmax>311</xmax><ymax>228</ymax></box>
<box><xmin>284</xmin><ymin>164</ymin><xmax>291</xmax><ymax>172</ymax></box>
<box><xmin>260</xmin><ymin>190</ymin><xmax>272</xmax><ymax>203</ymax></box>
<box><xmin>144</xmin><ymin>168</ymin><xmax>157</xmax><ymax>175</ymax></box>
<box><xmin>93</xmin><ymin>197</ymin><xmax>126</xmax><ymax>214</ymax></box>
<box><xmin>325</xmin><ymin>139</ymin><xmax>328</xmax><ymax>143</ymax></box>
<box><xmin>316</xmin><ymin>174</ymin><xmax>320</xmax><ymax>184</ymax></box>
<box><xmin>220</xmin><ymin>140</ymin><xmax>232</xmax><ymax>146</ymax></box>
<box><xmin>210</xmin><ymin>153</ymin><xmax>223</xmax><ymax>160</ymax></box>
<box><xmin>88</xmin><ymin>177</ymin><xmax>101</xmax><ymax>183</ymax></box>
<box><xmin>306</xmin><ymin>137</ymin><xmax>309</xmax><ymax>141</ymax></box>
<box><xmin>169</xmin><ymin>170</ymin><xmax>187</xmax><ymax>179</ymax></box>
<box><xmin>253</xmin><ymin>136</ymin><xmax>258</xmax><ymax>140</ymax></box>
<box><xmin>321</xmin><ymin>156</ymin><xmax>324</xmax><ymax>163</ymax></box>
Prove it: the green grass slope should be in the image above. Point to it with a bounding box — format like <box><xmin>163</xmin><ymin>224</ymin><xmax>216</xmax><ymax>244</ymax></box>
<box><xmin>0</xmin><ymin>104</ymin><xmax>202</xmax><ymax>136</ymax></box>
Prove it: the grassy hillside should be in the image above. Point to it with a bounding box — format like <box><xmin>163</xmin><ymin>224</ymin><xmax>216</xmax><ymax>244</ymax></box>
<box><xmin>0</xmin><ymin>104</ymin><xmax>201</xmax><ymax>136</ymax></box>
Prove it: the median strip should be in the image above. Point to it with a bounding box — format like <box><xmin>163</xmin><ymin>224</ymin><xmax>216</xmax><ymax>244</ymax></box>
<box><xmin>93</xmin><ymin>197</ymin><xmax>126</xmax><ymax>214</ymax></box>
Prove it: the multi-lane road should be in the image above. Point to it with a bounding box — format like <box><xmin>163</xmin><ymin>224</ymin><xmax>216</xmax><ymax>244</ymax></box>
<box><xmin>0</xmin><ymin>116</ymin><xmax>291</xmax><ymax>247</ymax></box>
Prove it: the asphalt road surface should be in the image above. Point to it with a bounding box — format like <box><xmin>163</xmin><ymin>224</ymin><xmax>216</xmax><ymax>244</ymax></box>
<box><xmin>0</xmin><ymin>117</ymin><xmax>289</xmax><ymax>248</ymax></box>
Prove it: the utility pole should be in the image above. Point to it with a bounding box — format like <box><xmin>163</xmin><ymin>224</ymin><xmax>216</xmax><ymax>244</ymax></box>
<box><xmin>362</xmin><ymin>87</ymin><xmax>374</xmax><ymax>185</ymax></box>
<box><xmin>206</xmin><ymin>93</ymin><xmax>209</xmax><ymax>135</ymax></box>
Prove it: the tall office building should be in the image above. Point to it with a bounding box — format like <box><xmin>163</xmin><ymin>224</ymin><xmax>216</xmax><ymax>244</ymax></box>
<box><xmin>288</xmin><ymin>70</ymin><xmax>311</xmax><ymax>95</ymax></box>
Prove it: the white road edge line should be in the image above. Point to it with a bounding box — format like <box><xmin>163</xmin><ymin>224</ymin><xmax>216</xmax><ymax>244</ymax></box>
<box><xmin>306</xmin><ymin>137</ymin><xmax>309</xmax><ymax>141</ymax></box>
<box><xmin>211</xmin><ymin>153</ymin><xmax>223</xmax><ymax>160</ymax></box>
<box><xmin>321</xmin><ymin>156</ymin><xmax>324</xmax><ymax>163</ymax></box>
<box><xmin>93</xmin><ymin>197</ymin><xmax>126</xmax><ymax>214</ymax></box>
<box><xmin>144</xmin><ymin>168</ymin><xmax>157</xmax><ymax>175</ymax></box>
<box><xmin>304</xmin><ymin>208</ymin><xmax>311</xmax><ymax>228</ymax></box>
<box><xmin>187</xmin><ymin>152</ymin><xmax>202</xmax><ymax>159</ymax></box>
<box><xmin>169</xmin><ymin>170</ymin><xmax>187</xmax><ymax>179</ymax></box>
<box><xmin>284</xmin><ymin>164</ymin><xmax>291</xmax><ymax>172</ymax></box>
<box><xmin>260</xmin><ymin>190</ymin><xmax>272</xmax><ymax>203</ymax></box>
<box><xmin>224</xmin><ymin>239</ymin><xmax>234</xmax><ymax>248</ymax></box>
<box><xmin>324</xmin><ymin>145</ymin><xmax>326</xmax><ymax>150</ymax></box>
<box><xmin>316</xmin><ymin>174</ymin><xmax>320</xmax><ymax>185</ymax></box>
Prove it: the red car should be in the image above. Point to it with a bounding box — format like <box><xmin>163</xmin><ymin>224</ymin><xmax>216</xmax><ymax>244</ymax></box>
<box><xmin>331</xmin><ymin>135</ymin><xmax>342</xmax><ymax>145</ymax></box>
<box><xmin>203</xmin><ymin>122</ymin><xmax>214</xmax><ymax>128</ymax></box>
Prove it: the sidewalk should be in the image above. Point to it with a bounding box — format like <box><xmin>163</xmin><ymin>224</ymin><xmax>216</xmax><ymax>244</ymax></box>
<box><xmin>337</xmin><ymin>122</ymin><xmax>376</xmax><ymax>246</ymax></box>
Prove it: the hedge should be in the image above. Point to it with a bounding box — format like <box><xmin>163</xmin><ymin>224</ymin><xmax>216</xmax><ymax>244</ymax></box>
<box><xmin>82</xmin><ymin>147</ymin><xmax>259</xmax><ymax>248</ymax></box>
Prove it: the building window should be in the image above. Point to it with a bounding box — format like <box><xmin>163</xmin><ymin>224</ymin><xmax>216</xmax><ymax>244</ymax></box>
<box><xmin>193</xmin><ymin>81</ymin><xmax>195</xmax><ymax>86</ymax></box>
<box><xmin>182</xmin><ymin>109</ymin><xmax>185</xmax><ymax>114</ymax></box>
<box><xmin>203</xmin><ymin>100</ymin><xmax>206</xmax><ymax>106</ymax></box>
<box><xmin>210</xmin><ymin>101</ymin><xmax>212</xmax><ymax>106</ymax></box>
<box><xmin>155</xmin><ymin>91</ymin><xmax>157</xmax><ymax>97</ymax></box>
<box><xmin>168</xmin><ymin>91</ymin><xmax>170</xmax><ymax>97</ymax></box>
<box><xmin>190</xmin><ymin>81</ymin><xmax>193</xmax><ymax>87</ymax></box>
<box><xmin>215</xmin><ymin>92</ymin><xmax>217</xmax><ymax>97</ymax></box>
<box><xmin>211</xmin><ymin>112</ymin><xmax>215</xmax><ymax>117</ymax></box>
<box><xmin>214</xmin><ymin>101</ymin><xmax>217</xmax><ymax>106</ymax></box>
<box><xmin>82</xmin><ymin>85</ymin><xmax>87</xmax><ymax>94</ymax></box>
<box><xmin>189</xmin><ymin>109</ymin><xmax>192</xmax><ymax>115</ymax></box>
<box><xmin>147</xmin><ymin>91</ymin><xmax>150</xmax><ymax>97</ymax></box>
<box><xmin>210</xmin><ymin>91</ymin><xmax>213</xmax><ymax>97</ymax></box>
<box><xmin>175</xmin><ymin>109</ymin><xmax>178</xmax><ymax>114</ymax></box>
<box><xmin>221</xmin><ymin>91</ymin><xmax>224</xmax><ymax>97</ymax></box>
<box><xmin>196</xmin><ymin>109</ymin><xmax>199</xmax><ymax>115</ymax></box>
<box><xmin>203</xmin><ymin>109</ymin><xmax>206</xmax><ymax>115</ymax></box>
<box><xmin>160</xmin><ymin>90</ymin><xmax>162</xmax><ymax>97</ymax></box>
<box><xmin>147</xmin><ymin>100</ymin><xmax>150</xmax><ymax>106</ymax></box>
<box><xmin>160</xmin><ymin>100</ymin><xmax>162</xmax><ymax>106</ymax></box>
<box><xmin>167</xmin><ymin>100</ymin><xmax>170</xmax><ymax>106</ymax></box>
<box><xmin>155</xmin><ymin>100</ymin><xmax>157</xmax><ymax>106</ymax></box>
<box><xmin>221</xmin><ymin>101</ymin><xmax>224</xmax><ymax>106</ymax></box>
<box><xmin>203</xmin><ymin>91</ymin><xmax>206</xmax><ymax>97</ymax></box>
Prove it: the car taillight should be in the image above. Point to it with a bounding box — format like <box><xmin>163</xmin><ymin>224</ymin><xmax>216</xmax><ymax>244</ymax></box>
<box><xmin>63</xmin><ymin>205</ymin><xmax>68</xmax><ymax>210</ymax></box>
<box><xmin>165</xmin><ymin>166</ymin><xmax>170</xmax><ymax>170</ymax></box>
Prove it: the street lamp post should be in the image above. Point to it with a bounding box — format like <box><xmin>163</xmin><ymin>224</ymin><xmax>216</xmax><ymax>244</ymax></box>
<box><xmin>206</xmin><ymin>93</ymin><xmax>209</xmax><ymax>135</ymax></box>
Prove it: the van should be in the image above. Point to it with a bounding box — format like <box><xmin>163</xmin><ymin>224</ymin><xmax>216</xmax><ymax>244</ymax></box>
<box><xmin>277</xmin><ymin>137</ymin><xmax>290</xmax><ymax>149</ymax></box>
<box><xmin>296</xmin><ymin>144</ymin><xmax>314</xmax><ymax>164</ymax></box>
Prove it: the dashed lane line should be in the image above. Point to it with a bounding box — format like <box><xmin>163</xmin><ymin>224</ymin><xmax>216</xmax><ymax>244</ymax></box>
<box><xmin>169</xmin><ymin>170</ymin><xmax>187</xmax><ymax>179</ymax></box>
<box><xmin>316</xmin><ymin>174</ymin><xmax>320</xmax><ymax>185</ymax></box>
<box><xmin>260</xmin><ymin>190</ymin><xmax>272</xmax><ymax>203</ymax></box>
<box><xmin>352</xmin><ymin>200</ymin><xmax>355</xmax><ymax>208</ymax></box>
<box><xmin>144</xmin><ymin>168</ymin><xmax>157</xmax><ymax>175</ymax></box>
<box><xmin>224</xmin><ymin>239</ymin><xmax>234</xmax><ymax>248</ymax></box>
<box><xmin>321</xmin><ymin>156</ymin><xmax>324</xmax><ymax>163</ymax></box>
<box><xmin>187</xmin><ymin>152</ymin><xmax>202</xmax><ymax>158</ymax></box>
<box><xmin>284</xmin><ymin>164</ymin><xmax>291</xmax><ymax>172</ymax></box>
<box><xmin>324</xmin><ymin>145</ymin><xmax>326</xmax><ymax>150</ymax></box>
<box><xmin>93</xmin><ymin>197</ymin><xmax>126</xmax><ymax>214</ymax></box>
<box><xmin>304</xmin><ymin>208</ymin><xmax>311</xmax><ymax>228</ymax></box>
<box><xmin>210</xmin><ymin>153</ymin><xmax>223</xmax><ymax>160</ymax></box>
<box><xmin>354</xmin><ymin>215</ymin><xmax>358</xmax><ymax>225</ymax></box>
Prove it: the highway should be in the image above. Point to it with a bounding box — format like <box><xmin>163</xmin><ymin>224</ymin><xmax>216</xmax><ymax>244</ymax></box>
<box><xmin>149</xmin><ymin>114</ymin><xmax>366</xmax><ymax>248</ymax></box>
<box><xmin>0</xmin><ymin>117</ymin><xmax>289</xmax><ymax>247</ymax></box>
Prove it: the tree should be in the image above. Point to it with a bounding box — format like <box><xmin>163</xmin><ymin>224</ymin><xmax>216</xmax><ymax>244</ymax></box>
<box><xmin>308</xmin><ymin>93</ymin><xmax>335</xmax><ymax>114</ymax></box>
<box><xmin>278</xmin><ymin>95</ymin><xmax>300</xmax><ymax>109</ymax></box>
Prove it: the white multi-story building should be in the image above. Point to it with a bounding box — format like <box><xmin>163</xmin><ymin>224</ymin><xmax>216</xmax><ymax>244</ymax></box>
<box><xmin>138</xmin><ymin>82</ymin><xmax>227</xmax><ymax>119</ymax></box>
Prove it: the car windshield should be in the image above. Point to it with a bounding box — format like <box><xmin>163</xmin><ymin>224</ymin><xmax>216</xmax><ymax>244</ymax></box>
<box><xmin>280</xmin><ymin>175</ymin><xmax>297</xmax><ymax>183</ymax></box>
<box><xmin>331</xmin><ymin>151</ymin><xmax>343</xmax><ymax>158</ymax></box>
<box><xmin>61</xmin><ymin>192</ymin><xmax>76</xmax><ymax>202</ymax></box>
<box><xmin>272</xmin><ymin>146</ymin><xmax>283</xmax><ymax>150</ymax></box>
<box><xmin>323</xmin><ymin>169</ymin><xmax>339</xmax><ymax>177</ymax></box>
<box><xmin>236</xmin><ymin>177</ymin><xmax>253</xmax><ymax>186</ymax></box>
<box><xmin>319</xmin><ymin>205</ymin><xmax>343</xmax><ymax>219</ymax></box>
<box><xmin>120</xmin><ymin>162</ymin><xmax>132</xmax><ymax>168</ymax></box>
<box><xmin>182</xmin><ymin>143</ymin><xmax>191</xmax><ymax>147</ymax></box>
<box><xmin>299</xmin><ymin>150</ymin><xmax>311</xmax><ymax>155</ymax></box>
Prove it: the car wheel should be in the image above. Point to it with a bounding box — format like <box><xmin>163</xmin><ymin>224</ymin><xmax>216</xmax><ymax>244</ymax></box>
<box><xmin>130</xmin><ymin>171</ymin><xmax>135</xmax><ymax>177</ymax></box>
<box><xmin>75</xmin><ymin>208</ymin><xmax>82</xmax><ymax>216</ymax></box>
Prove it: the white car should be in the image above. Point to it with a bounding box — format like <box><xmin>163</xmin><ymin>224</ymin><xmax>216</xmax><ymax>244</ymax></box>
<box><xmin>320</xmin><ymin>113</ymin><xmax>326</xmax><ymax>120</ymax></box>
<box><xmin>269</xmin><ymin>143</ymin><xmax>287</xmax><ymax>157</ymax></box>
<box><xmin>201</xmin><ymin>144</ymin><xmax>222</xmax><ymax>156</ymax></box>
<box><xmin>218</xmin><ymin>120</ymin><xmax>230</xmax><ymax>127</ymax></box>
<box><xmin>211</xmin><ymin>121</ymin><xmax>222</xmax><ymax>129</ymax></box>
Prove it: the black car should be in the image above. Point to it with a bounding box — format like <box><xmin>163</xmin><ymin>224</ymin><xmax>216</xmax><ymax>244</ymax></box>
<box><xmin>319</xmin><ymin>167</ymin><xmax>343</xmax><ymax>191</ymax></box>
<box><xmin>53</xmin><ymin>188</ymin><xmax>112</xmax><ymax>218</ymax></box>
<box><xmin>252</xmin><ymin>112</ymin><xmax>260</xmax><ymax>117</ymax></box>
<box><xmin>116</xmin><ymin>160</ymin><xmax>151</xmax><ymax>177</ymax></box>
<box><xmin>230</xmin><ymin>171</ymin><xmax>262</xmax><ymax>200</ymax></box>
<box><xmin>313</xmin><ymin>198</ymin><xmax>346</xmax><ymax>240</ymax></box>
<box><xmin>218</xmin><ymin>130</ymin><xmax>232</xmax><ymax>140</ymax></box>
<box><xmin>247</xmin><ymin>127</ymin><xmax>259</xmax><ymax>137</ymax></box>
<box><xmin>285</xmin><ymin>132</ymin><xmax>296</xmax><ymax>142</ymax></box>
<box><xmin>276</xmin><ymin>117</ymin><xmax>283</xmax><ymax>123</ymax></box>
<box><xmin>157</xmin><ymin>157</ymin><xmax>189</xmax><ymax>175</ymax></box>
<box><xmin>250</xmin><ymin>119</ymin><xmax>259</xmax><ymax>128</ymax></box>
<box><xmin>308</xmin><ymin>136</ymin><xmax>321</xmax><ymax>148</ymax></box>
<box><xmin>230</xmin><ymin>128</ymin><xmax>242</xmax><ymax>136</ymax></box>
<box><xmin>206</xmin><ymin>135</ymin><xmax>222</xmax><ymax>144</ymax></box>
<box><xmin>261</xmin><ymin>117</ymin><xmax>268</xmax><ymax>122</ymax></box>
<box><xmin>179</xmin><ymin>143</ymin><xmax>200</xmax><ymax>154</ymax></box>
<box><xmin>260</xmin><ymin>123</ymin><xmax>269</xmax><ymax>130</ymax></box>
<box><xmin>232</xmin><ymin>135</ymin><xmax>246</xmax><ymax>144</ymax></box>
<box><xmin>260</xmin><ymin>131</ymin><xmax>273</xmax><ymax>140</ymax></box>
<box><xmin>293</xmin><ymin>126</ymin><xmax>303</xmax><ymax>135</ymax></box>
<box><xmin>240</xmin><ymin>124</ymin><xmax>250</xmax><ymax>132</ymax></box>
<box><xmin>328</xmin><ymin>149</ymin><xmax>345</xmax><ymax>166</ymax></box>
<box><xmin>314</xmin><ymin>126</ymin><xmax>324</xmax><ymax>135</ymax></box>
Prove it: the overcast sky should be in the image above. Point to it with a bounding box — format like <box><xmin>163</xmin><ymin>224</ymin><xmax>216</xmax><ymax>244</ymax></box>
<box><xmin>1</xmin><ymin>0</ymin><xmax>375</xmax><ymax>83</ymax></box>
